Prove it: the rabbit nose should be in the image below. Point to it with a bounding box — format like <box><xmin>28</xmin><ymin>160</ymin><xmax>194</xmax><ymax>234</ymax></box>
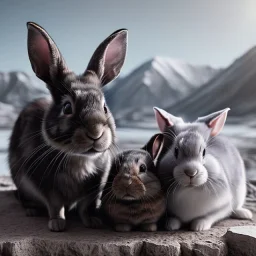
<box><xmin>87</xmin><ymin>132</ymin><xmax>103</xmax><ymax>140</ymax></box>
<box><xmin>86</xmin><ymin>125</ymin><xmax>104</xmax><ymax>140</ymax></box>
<box><xmin>123</xmin><ymin>173</ymin><xmax>132</xmax><ymax>186</ymax></box>
<box><xmin>184</xmin><ymin>169</ymin><xmax>198</xmax><ymax>177</ymax></box>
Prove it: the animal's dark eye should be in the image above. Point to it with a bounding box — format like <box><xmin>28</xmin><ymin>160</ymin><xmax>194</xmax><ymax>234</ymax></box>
<box><xmin>139</xmin><ymin>164</ymin><xmax>147</xmax><ymax>173</ymax></box>
<box><xmin>174</xmin><ymin>147</ymin><xmax>179</xmax><ymax>159</ymax></box>
<box><xmin>63</xmin><ymin>102</ymin><xmax>72</xmax><ymax>115</ymax></box>
<box><xmin>103</xmin><ymin>103</ymin><xmax>108</xmax><ymax>114</ymax></box>
<box><xmin>203</xmin><ymin>149</ymin><xmax>206</xmax><ymax>158</ymax></box>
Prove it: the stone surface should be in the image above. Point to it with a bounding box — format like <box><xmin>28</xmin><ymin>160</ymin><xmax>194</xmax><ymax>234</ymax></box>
<box><xmin>225</xmin><ymin>226</ymin><xmax>256</xmax><ymax>256</ymax></box>
<box><xmin>1</xmin><ymin>176</ymin><xmax>256</xmax><ymax>256</ymax></box>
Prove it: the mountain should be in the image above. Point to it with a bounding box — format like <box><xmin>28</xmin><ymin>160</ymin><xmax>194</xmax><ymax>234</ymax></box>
<box><xmin>164</xmin><ymin>46</ymin><xmax>256</xmax><ymax>122</ymax></box>
<box><xmin>0</xmin><ymin>102</ymin><xmax>17</xmax><ymax>129</ymax></box>
<box><xmin>105</xmin><ymin>57</ymin><xmax>220</xmax><ymax>123</ymax></box>
<box><xmin>0</xmin><ymin>59</ymin><xmax>219</xmax><ymax>129</ymax></box>
<box><xmin>0</xmin><ymin>72</ymin><xmax>47</xmax><ymax>108</ymax></box>
<box><xmin>0</xmin><ymin>72</ymin><xmax>48</xmax><ymax>128</ymax></box>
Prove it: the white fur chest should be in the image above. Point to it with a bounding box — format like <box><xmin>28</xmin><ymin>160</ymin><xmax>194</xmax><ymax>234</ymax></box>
<box><xmin>68</xmin><ymin>156</ymin><xmax>97</xmax><ymax>181</ymax></box>
<box><xmin>167</xmin><ymin>186</ymin><xmax>232</xmax><ymax>223</ymax></box>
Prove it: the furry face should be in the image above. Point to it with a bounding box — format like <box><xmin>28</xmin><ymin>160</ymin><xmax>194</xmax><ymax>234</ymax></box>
<box><xmin>158</xmin><ymin>123</ymin><xmax>226</xmax><ymax>191</ymax></box>
<box><xmin>172</xmin><ymin>131</ymin><xmax>208</xmax><ymax>187</ymax></box>
<box><xmin>42</xmin><ymin>74</ymin><xmax>115</xmax><ymax>156</ymax></box>
<box><xmin>111</xmin><ymin>150</ymin><xmax>161</xmax><ymax>201</ymax></box>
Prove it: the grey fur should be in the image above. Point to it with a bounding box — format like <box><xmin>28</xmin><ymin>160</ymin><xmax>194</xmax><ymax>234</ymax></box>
<box><xmin>154</xmin><ymin>107</ymin><xmax>252</xmax><ymax>231</ymax></box>
<box><xmin>8</xmin><ymin>22</ymin><xmax>128</xmax><ymax>232</ymax></box>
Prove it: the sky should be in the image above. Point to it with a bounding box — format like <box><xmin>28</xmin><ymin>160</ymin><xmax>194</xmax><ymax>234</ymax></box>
<box><xmin>1</xmin><ymin>0</ymin><xmax>256</xmax><ymax>76</ymax></box>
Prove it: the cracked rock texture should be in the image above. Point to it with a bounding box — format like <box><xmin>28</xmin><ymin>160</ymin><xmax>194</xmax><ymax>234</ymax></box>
<box><xmin>0</xmin><ymin>176</ymin><xmax>256</xmax><ymax>256</ymax></box>
<box><xmin>225</xmin><ymin>226</ymin><xmax>256</xmax><ymax>256</ymax></box>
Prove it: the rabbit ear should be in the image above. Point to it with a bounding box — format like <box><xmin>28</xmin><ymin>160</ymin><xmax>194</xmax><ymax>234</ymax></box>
<box><xmin>153</xmin><ymin>107</ymin><xmax>184</xmax><ymax>132</ymax></box>
<box><xmin>27</xmin><ymin>22</ymin><xmax>69</xmax><ymax>84</ymax></box>
<box><xmin>151</xmin><ymin>134</ymin><xmax>164</xmax><ymax>161</ymax></box>
<box><xmin>197</xmin><ymin>108</ymin><xmax>230</xmax><ymax>137</ymax></box>
<box><xmin>85</xmin><ymin>29</ymin><xmax>128</xmax><ymax>86</ymax></box>
<box><xmin>142</xmin><ymin>133</ymin><xmax>164</xmax><ymax>161</ymax></box>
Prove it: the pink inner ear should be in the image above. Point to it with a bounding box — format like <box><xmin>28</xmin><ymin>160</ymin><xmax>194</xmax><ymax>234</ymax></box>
<box><xmin>103</xmin><ymin>32</ymin><xmax>126</xmax><ymax>78</ymax></box>
<box><xmin>152</xmin><ymin>135</ymin><xmax>163</xmax><ymax>160</ymax></box>
<box><xmin>209</xmin><ymin>111</ymin><xmax>228</xmax><ymax>137</ymax></box>
<box><xmin>34</xmin><ymin>35</ymin><xmax>51</xmax><ymax>76</ymax></box>
<box><xmin>104</xmin><ymin>36</ymin><xmax>123</xmax><ymax>66</ymax></box>
<box><xmin>29</xmin><ymin>27</ymin><xmax>51</xmax><ymax>78</ymax></box>
<box><xmin>154</xmin><ymin>108</ymin><xmax>173</xmax><ymax>132</ymax></box>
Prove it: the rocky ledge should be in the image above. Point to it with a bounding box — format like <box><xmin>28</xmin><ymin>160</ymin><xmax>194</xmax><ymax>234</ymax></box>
<box><xmin>0</xmin><ymin>176</ymin><xmax>256</xmax><ymax>256</ymax></box>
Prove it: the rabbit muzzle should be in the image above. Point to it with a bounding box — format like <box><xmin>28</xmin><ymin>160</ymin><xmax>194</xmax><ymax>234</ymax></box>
<box><xmin>72</xmin><ymin>124</ymin><xmax>112</xmax><ymax>155</ymax></box>
<box><xmin>112</xmin><ymin>173</ymin><xmax>146</xmax><ymax>200</ymax></box>
<box><xmin>173</xmin><ymin>161</ymin><xmax>208</xmax><ymax>187</ymax></box>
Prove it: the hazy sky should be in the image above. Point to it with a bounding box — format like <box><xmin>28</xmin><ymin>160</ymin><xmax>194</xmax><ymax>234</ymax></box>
<box><xmin>1</xmin><ymin>0</ymin><xmax>256</xmax><ymax>75</ymax></box>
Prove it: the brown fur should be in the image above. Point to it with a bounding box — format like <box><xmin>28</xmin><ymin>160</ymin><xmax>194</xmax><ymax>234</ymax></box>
<box><xmin>103</xmin><ymin>190</ymin><xmax>165</xmax><ymax>226</ymax></box>
<box><xmin>101</xmin><ymin>150</ymin><xmax>166</xmax><ymax>231</ymax></box>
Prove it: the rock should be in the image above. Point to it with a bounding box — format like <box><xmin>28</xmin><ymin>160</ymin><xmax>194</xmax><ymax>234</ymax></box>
<box><xmin>0</xmin><ymin>176</ymin><xmax>255</xmax><ymax>256</ymax></box>
<box><xmin>142</xmin><ymin>240</ymin><xmax>180</xmax><ymax>256</ymax></box>
<box><xmin>225</xmin><ymin>226</ymin><xmax>256</xmax><ymax>256</ymax></box>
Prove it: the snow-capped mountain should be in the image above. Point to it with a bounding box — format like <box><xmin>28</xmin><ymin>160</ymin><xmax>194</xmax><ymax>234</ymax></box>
<box><xmin>0</xmin><ymin>72</ymin><xmax>47</xmax><ymax>108</ymax></box>
<box><xmin>0</xmin><ymin>102</ymin><xmax>17</xmax><ymax>129</ymax></box>
<box><xmin>105</xmin><ymin>57</ymin><xmax>220</xmax><ymax>122</ymax></box>
<box><xmin>0</xmin><ymin>72</ymin><xmax>48</xmax><ymax>128</ymax></box>
<box><xmin>165</xmin><ymin>46</ymin><xmax>256</xmax><ymax>121</ymax></box>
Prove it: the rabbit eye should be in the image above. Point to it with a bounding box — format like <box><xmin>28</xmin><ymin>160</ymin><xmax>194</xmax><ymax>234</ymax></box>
<box><xmin>139</xmin><ymin>164</ymin><xmax>147</xmax><ymax>173</ymax></box>
<box><xmin>63</xmin><ymin>102</ymin><xmax>72</xmax><ymax>115</ymax></box>
<box><xmin>103</xmin><ymin>104</ymin><xmax>108</xmax><ymax>114</ymax></box>
<box><xmin>174</xmin><ymin>147</ymin><xmax>179</xmax><ymax>159</ymax></box>
<box><xmin>203</xmin><ymin>149</ymin><xmax>206</xmax><ymax>158</ymax></box>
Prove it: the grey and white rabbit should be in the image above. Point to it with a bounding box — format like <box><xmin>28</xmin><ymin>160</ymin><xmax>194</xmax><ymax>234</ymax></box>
<box><xmin>152</xmin><ymin>107</ymin><xmax>252</xmax><ymax>231</ymax></box>
<box><xmin>100</xmin><ymin>142</ymin><xmax>165</xmax><ymax>232</ymax></box>
<box><xmin>8</xmin><ymin>22</ymin><xmax>127</xmax><ymax>232</ymax></box>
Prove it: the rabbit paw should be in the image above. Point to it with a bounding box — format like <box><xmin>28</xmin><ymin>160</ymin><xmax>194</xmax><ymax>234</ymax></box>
<box><xmin>115</xmin><ymin>224</ymin><xmax>132</xmax><ymax>232</ymax></box>
<box><xmin>191</xmin><ymin>218</ymin><xmax>212</xmax><ymax>231</ymax></box>
<box><xmin>140</xmin><ymin>223</ymin><xmax>157</xmax><ymax>232</ymax></box>
<box><xmin>166</xmin><ymin>217</ymin><xmax>182</xmax><ymax>231</ymax></box>
<box><xmin>232</xmin><ymin>208</ymin><xmax>253</xmax><ymax>220</ymax></box>
<box><xmin>48</xmin><ymin>218</ymin><xmax>66</xmax><ymax>232</ymax></box>
<box><xmin>81</xmin><ymin>214</ymin><xmax>103</xmax><ymax>229</ymax></box>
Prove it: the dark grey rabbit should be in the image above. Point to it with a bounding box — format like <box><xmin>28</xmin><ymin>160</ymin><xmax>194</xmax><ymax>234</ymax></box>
<box><xmin>8</xmin><ymin>22</ymin><xmax>127</xmax><ymax>232</ymax></box>
<box><xmin>152</xmin><ymin>107</ymin><xmax>252</xmax><ymax>231</ymax></box>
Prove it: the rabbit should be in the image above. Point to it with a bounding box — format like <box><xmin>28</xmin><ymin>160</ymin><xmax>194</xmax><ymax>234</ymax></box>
<box><xmin>152</xmin><ymin>107</ymin><xmax>252</xmax><ymax>231</ymax></box>
<box><xmin>100</xmin><ymin>142</ymin><xmax>166</xmax><ymax>232</ymax></box>
<box><xmin>8</xmin><ymin>21</ymin><xmax>128</xmax><ymax>232</ymax></box>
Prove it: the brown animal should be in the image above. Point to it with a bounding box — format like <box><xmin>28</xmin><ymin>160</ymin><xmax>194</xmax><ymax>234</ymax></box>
<box><xmin>101</xmin><ymin>140</ymin><xmax>166</xmax><ymax>232</ymax></box>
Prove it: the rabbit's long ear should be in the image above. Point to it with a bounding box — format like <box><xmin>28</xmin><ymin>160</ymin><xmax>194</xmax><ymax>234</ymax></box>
<box><xmin>153</xmin><ymin>107</ymin><xmax>184</xmax><ymax>132</ymax></box>
<box><xmin>85</xmin><ymin>29</ymin><xmax>128</xmax><ymax>86</ymax></box>
<box><xmin>27</xmin><ymin>22</ymin><xmax>69</xmax><ymax>84</ymax></box>
<box><xmin>196</xmin><ymin>108</ymin><xmax>230</xmax><ymax>137</ymax></box>
<box><xmin>142</xmin><ymin>133</ymin><xmax>164</xmax><ymax>161</ymax></box>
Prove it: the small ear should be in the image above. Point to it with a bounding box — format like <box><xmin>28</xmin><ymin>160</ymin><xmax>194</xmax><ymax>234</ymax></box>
<box><xmin>85</xmin><ymin>29</ymin><xmax>128</xmax><ymax>86</ymax></box>
<box><xmin>196</xmin><ymin>108</ymin><xmax>230</xmax><ymax>137</ymax></box>
<box><xmin>152</xmin><ymin>134</ymin><xmax>164</xmax><ymax>161</ymax></box>
<box><xmin>153</xmin><ymin>107</ymin><xmax>184</xmax><ymax>132</ymax></box>
<box><xmin>27</xmin><ymin>22</ymin><xmax>68</xmax><ymax>83</ymax></box>
<box><xmin>142</xmin><ymin>133</ymin><xmax>164</xmax><ymax>161</ymax></box>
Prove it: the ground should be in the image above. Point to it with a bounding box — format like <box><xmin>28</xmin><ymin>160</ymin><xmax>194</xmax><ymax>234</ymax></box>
<box><xmin>0</xmin><ymin>176</ymin><xmax>255</xmax><ymax>256</ymax></box>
